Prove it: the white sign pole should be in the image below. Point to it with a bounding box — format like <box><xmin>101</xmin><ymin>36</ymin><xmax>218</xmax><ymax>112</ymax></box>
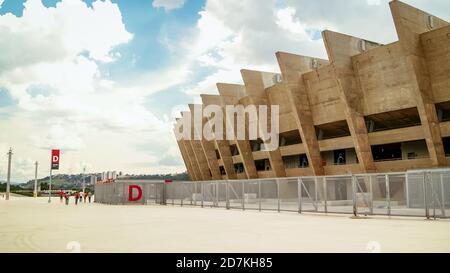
<box><xmin>6</xmin><ymin>148</ymin><xmax>12</xmax><ymax>201</ymax></box>
<box><xmin>34</xmin><ymin>161</ymin><xmax>38</xmax><ymax>198</ymax></box>
<box><xmin>82</xmin><ymin>167</ymin><xmax>86</xmax><ymax>193</ymax></box>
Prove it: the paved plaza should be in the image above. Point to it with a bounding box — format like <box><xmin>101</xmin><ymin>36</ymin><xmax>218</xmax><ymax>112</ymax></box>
<box><xmin>1</xmin><ymin>196</ymin><xmax>449</xmax><ymax>253</ymax></box>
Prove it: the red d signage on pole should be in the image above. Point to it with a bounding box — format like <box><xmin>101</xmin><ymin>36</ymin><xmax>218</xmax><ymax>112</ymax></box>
<box><xmin>51</xmin><ymin>149</ymin><xmax>60</xmax><ymax>170</ymax></box>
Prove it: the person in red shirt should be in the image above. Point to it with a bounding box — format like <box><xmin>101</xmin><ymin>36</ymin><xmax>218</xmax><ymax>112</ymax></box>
<box><xmin>74</xmin><ymin>192</ymin><xmax>79</xmax><ymax>205</ymax></box>
<box><xmin>64</xmin><ymin>192</ymin><xmax>70</xmax><ymax>206</ymax></box>
<box><xmin>58</xmin><ymin>190</ymin><xmax>64</xmax><ymax>203</ymax></box>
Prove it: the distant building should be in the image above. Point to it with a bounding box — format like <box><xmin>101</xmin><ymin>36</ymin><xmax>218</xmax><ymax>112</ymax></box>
<box><xmin>175</xmin><ymin>1</ymin><xmax>450</xmax><ymax>181</ymax></box>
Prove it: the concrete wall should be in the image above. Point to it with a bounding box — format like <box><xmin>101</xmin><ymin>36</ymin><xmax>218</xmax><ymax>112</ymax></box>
<box><xmin>303</xmin><ymin>65</ymin><xmax>347</xmax><ymax>125</ymax></box>
<box><xmin>421</xmin><ymin>25</ymin><xmax>450</xmax><ymax>104</ymax></box>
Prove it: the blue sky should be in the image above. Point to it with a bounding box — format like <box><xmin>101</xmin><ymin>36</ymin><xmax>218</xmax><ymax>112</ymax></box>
<box><xmin>0</xmin><ymin>0</ymin><xmax>449</xmax><ymax>182</ymax></box>
<box><xmin>0</xmin><ymin>0</ymin><xmax>204</xmax><ymax>115</ymax></box>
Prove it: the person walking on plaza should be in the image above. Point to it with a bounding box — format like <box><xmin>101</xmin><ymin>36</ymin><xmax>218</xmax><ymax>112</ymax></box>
<box><xmin>74</xmin><ymin>191</ymin><xmax>79</xmax><ymax>205</ymax></box>
<box><xmin>83</xmin><ymin>192</ymin><xmax>88</xmax><ymax>203</ymax></box>
<box><xmin>59</xmin><ymin>190</ymin><xmax>64</xmax><ymax>203</ymax></box>
<box><xmin>88</xmin><ymin>192</ymin><xmax>92</xmax><ymax>203</ymax></box>
<box><xmin>64</xmin><ymin>192</ymin><xmax>70</xmax><ymax>206</ymax></box>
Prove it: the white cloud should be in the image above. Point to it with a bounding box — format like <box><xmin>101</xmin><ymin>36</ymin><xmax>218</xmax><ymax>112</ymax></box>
<box><xmin>169</xmin><ymin>0</ymin><xmax>450</xmax><ymax>99</ymax></box>
<box><xmin>173</xmin><ymin>0</ymin><xmax>326</xmax><ymax>96</ymax></box>
<box><xmin>0</xmin><ymin>0</ymin><xmax>133</xmax><ymax>73</ymax></box>
<box><xmin>0</xmin><ymin>0</ymin><xmax>186</xmax><ymax>181</ymax></box>
<box><xmin>152</xmin><ymin>0</ymin><xmax>186</xmax><ymax>11</ymax></box>
<box><xmin>283</xmin><ymin>0</ymin><xmax>450</xmax><ymax>44</ymax></box>
<box><xmin>367</xmin><ymin>0</ymin><xmax>382</xmax><ymax>6</ymax></box>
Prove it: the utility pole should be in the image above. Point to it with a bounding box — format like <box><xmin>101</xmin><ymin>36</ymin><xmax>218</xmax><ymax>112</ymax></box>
<box><xmin>34</xmin><ymin>161</ymin><xmax>38</xmax><ymax>198</ymax></box>
<box><xmin>6</xmin><ymin>148</ymin><xmax>12</xmax><ymax>201</ymax></box>
<box><xmin>82</xmin><ymin>167</ymin><xmax>86</xmax><ymax>193</ymax></box>
<box><xmin>48</xmin><ymin>167</ymin><xmax>52</xmax><ymax>203</ymax></box>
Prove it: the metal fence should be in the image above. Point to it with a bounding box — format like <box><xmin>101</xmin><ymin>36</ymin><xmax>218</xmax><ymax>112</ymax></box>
<box><xmin>95</xmin><ymin>169</ymin><xmax>450</xmax><ymax>219</ymax></box>
<box><xmin>95</xmin><ymin>181</ymin><xmax>166</xmax><ymax>205</ymax></box>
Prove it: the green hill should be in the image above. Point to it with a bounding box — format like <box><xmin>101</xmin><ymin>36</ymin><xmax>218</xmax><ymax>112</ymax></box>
<box><xmin>20</xmin><ymin>172</ymin><xmax>190</xmax><ymax>191</ymax></box>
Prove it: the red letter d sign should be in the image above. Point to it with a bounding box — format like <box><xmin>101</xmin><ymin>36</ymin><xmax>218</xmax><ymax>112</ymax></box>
<box><xmin>128</xmin><ymin>185</ymin><xmax>143</xmax><ymax>202</ymax></box>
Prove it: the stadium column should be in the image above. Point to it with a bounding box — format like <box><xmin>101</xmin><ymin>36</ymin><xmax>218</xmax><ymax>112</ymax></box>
<box><xmin>201</xmin><ymin>94</ymin><xmax>237</xmax><ymax>180</ymax></box>
<box><xmin>240</xmin><ymin>69</ymin><xmax>286</xmax><ymax>178</ymax></box>
<box><xmin>322</xmin><ymin>31</ymin><xmax>378</xmax><ymax>173</ymax></box>
<box><xmin>276</xmin><ymin>52</ymin><xmax>326</xmax><ymax>176</ymax></box>
<box><xmin>217</xmin><ymin>83</ymin><xmax>258</xmax><ymax>179</ymax></box>
<box><xmin>174</xmin><ymin>127</ymin><xmax>197</xmax><ymax>181</ymax></box>
<box><xmin>183</xmin><ymin>111</ymin><xmax>213</xmax><ymax>181</ymax></box>
<box><xmin>390</xmin><ymin>0</ymin><xmax>448</xmax><ymax>167</ymax></box>
<box><xmin>175</xmin><ymin>118</ymin><xmax>201</xmax><ymax>181</ymax></box>
<box><xmin>189</xmin><ymin>104</ymin><xmax>222</xmax><ymax>180</ymax></box>
<box><xmin>177</xmin><ymin>119</ymin><xmax>202</xmax><ymax>181</ymax></box>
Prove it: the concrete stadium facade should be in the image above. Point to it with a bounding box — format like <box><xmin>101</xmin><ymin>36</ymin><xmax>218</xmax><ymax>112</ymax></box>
<box><xmin>174</xmin><ymin>0</ymin><xmax>450</xmax><ymax>182</ymax></box>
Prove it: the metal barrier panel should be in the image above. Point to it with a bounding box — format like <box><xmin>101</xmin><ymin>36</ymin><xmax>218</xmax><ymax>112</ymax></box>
<box><xmin>260</xmin><ymin>179</ymin><xmax>278</xmax><ymax>211</ymax></box>
<box><xmin>243</xmin><ymin>180</ymin><xmax>259</xmax><ymax>210</ymax></box>
<box><xmin>369</xmin><ymin>174</ymin><xmax>389</xmax><ymax>216</ymax></box>
<box><xmin>183</xmin><ymin>182</ymin><xmax>195</xmax><ymax>206</ymax></box>
<box><xmin>203</xmin><ymin>182</ymin><xmax>217</xmax><ymax>208</ymax></box>
<box><xmin>165</xmin><ymin>183</ymin><xmax>175</xmax><ymax>205</ymax></box>
<box><xmin>388</xmin><ymin>173</ymin><xmax>421</xmax><ymax>217</ymax></box>
<box><xmin>315</xmin><ymin>177</ymin><xmax>327</xmax><ymax>213</ymax></box>
<box><xmin>193</xmin><ymin>182</ymin><xmax>202</xmax><ymax>206</ymax></box>
<box><xmin>299</xmin><ymin>177</ymin><xmax>317</xmax><ymax>212</ymax></box>
<box><xmin>228</xmin><ymin>181</ymin><xmax>244</xmax><ymax>209</ymax></box>
<box><xmin>325</xmin><ymin>176</ymin><xmax>354</xmax><ymax>215</ymax></box>
<box><xmin>427</xmin><ymin>171</ymin><xmax>448</xmax><ymax>219</ymax></box>
<box><xmin>406</xmin><ymin>172</ymin><xmax>426</xmax><ymax>210</ymax></box>
<box><xmin>441</xmin><ymin>172</ymin><xmax>450</xmax><ymax>218</ymax></box>
<box><xmin>120</xmin><ymin>182</ymin><xmax>128</xmax><ymax>205</ymax></box>
<box><xmin>279</xmin><ymin>178</ymin><xmax>299</xmax><ymax>212</ymax></box>
<box><xmin>217</xmin><ymin>182</ymin><xmax>227</xmax><ymax>208</ymax></box>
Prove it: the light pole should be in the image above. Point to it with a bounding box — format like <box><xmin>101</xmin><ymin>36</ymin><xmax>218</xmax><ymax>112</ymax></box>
<box><xmin>34</xmin><ymin>161</ymin><xmax>38</xmax><ymax>198</ymax></box>
<box><xmin>6</xmin><ymin>148</ymin><xmax>12</xmax><ymax>201</ymax></box>
<box><xmin>48</xmin><ymin>166</ymin><xmax>52</xmax><ymax>203</ymax></box>
<box><xmin>82</xmin><ymin>167</ymin><xmax>86</xmax><ymax>193</ymax></box>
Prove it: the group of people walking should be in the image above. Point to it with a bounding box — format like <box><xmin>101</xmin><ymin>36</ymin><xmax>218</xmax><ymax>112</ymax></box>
<box><xmin>58</xmin><ymin>190</ymin><xmax>93</xmax><ymax>205</ymax></box>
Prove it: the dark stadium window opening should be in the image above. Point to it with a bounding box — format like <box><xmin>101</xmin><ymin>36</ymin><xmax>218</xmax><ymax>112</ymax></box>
<box><xmin>365</xmin><ymin>107</ymin><xmax>421</xmax><ymax>133</ymax></box>
<box><xmin>234</xmin><ymin>163</ymin><xmax>245</xmax><ymax>174</ymax></box>
<box><xmin>279</xmin><ymin>130</ymin><xmax>302</xmax><ymax>147</ymax></box>
<box><xmin>443</xmin><ymin>137</ymin><xmax>450</xmax><ymax>156</ymax></box>
<box><xmin>436</xmin><ymin>101</ymin><xmax>450</xmax><ymax>122</ymax></box>
<box><xmin>320</xmin><ymin>148</ymin><xmax>358</xmax><ymax>166</ymax></box>
<box><xmin>255</xmin><ymin>159</ymin><xmax>271</xmax><ymax>172</ymax></box>
<box><xmin>250</xmin><ymin>138</ymin><xmax>264</xmax><ymax>152</ymax></box>
<box><xmin>282</xmin><ymin>154</ymin><xmax>309</xmax><ymax>169</ymax></box>
<box><xmin>215</xmin><ymin>150</ymin><xmax>221</xmax><ymax>159</ymax></box>
<box><xmin>315</xmin><ymin>120</ymin><xmax>351</xmax><ymax>140</ymax></box>
<box><xmin>230</xmin><ymin>145</ymin><xmax>240</xmax><ymax>156</ymax></box>
<box><xmin>219</xmin><ymin>166</ymin><xmax>226</xmax><ymax>176</ymax></box>
<box><xmin>371</xmin><ymin>140</ymin><xmax>429</xmax><ymax>162</ymax></box>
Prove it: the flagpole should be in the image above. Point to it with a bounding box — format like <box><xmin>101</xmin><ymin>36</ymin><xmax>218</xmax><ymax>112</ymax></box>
<box><xmin>48</xmin><ymin>167</ymin><xmax>52</xmax><ymax>203</ymax></box>
<box><xmin>48</xmin><ymin>150</ymin><xmax>52</xmax><ymax>203</ymax></box>
<box><xmin>6</xmin><ymin>148</ymin><xmax>12</xmax><ymax>201</ymax></box>
<box><xmin>34</xmin><ymin>161</ymin><xmax>38</xmax><ymax>198</ymax></box>
<box><xmin>82</xmin><ymin>167</ymin><xmax>86</xmax><ymax>193</ymax></box>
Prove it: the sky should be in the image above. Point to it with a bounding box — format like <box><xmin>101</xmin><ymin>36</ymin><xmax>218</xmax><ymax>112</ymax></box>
<box><xmin>0</xmin><ymin>0</ymin><xmax>449</xmax><ymax>183</ymax></box>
